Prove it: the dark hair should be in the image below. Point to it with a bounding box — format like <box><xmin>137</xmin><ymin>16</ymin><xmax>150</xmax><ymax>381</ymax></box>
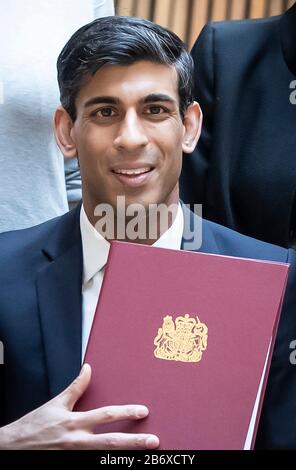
<box><xmin>57</xmin><ymin>16</ymin><xmax>194</xmax><ymax>121</ymax></box>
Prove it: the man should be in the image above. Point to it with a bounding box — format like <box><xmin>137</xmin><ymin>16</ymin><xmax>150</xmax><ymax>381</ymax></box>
<box><xmin>0</xmin><ymin>16</ymin><xmax>295</xmax><ymax>449</ymax></box>
<box><xmin>180</xmin><ymin>2</ymin><xmax>296</xmax><ymax>248</ymax></box>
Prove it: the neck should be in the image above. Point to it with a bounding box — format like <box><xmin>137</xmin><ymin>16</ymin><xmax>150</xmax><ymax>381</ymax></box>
<box><xmin>83</xmin><ymin>196</ymin><xmax>180</xmax><ymax>245</ymax></box>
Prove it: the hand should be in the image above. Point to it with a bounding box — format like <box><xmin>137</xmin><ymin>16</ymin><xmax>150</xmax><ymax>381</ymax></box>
<box><xmin>0</xmin><ymin>364</ymin><xmax>159</xmax><ymax>450</ymax></box>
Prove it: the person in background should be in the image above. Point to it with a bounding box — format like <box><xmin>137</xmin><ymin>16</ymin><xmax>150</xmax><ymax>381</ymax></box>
<box><xmin>0</xmin><ymin>0</ymin><xmax>114</xmax><ymax>232</ymax></box>
<box><xmin>180</xmin><ymin>2</ymin><xmax>296</xmax><ymax>248</ymax></box>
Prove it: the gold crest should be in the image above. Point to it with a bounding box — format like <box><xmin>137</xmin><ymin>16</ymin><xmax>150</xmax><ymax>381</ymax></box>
<box><xmin>153</xmin><ymin>314</ymin><xmax>208</xmax><ymax>363</ymax></box>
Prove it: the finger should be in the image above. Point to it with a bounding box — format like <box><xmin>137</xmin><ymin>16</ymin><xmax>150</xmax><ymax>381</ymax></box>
<box><xmin>76</xmin><ymin>404</ymin><xmax>149</xmax><ymax>429</ymax></box>
<box><xmin>84</xmin><ymin>432</ymin><xmax>160</xmax><ymax>450</ymax></box>
<box><xmin>57</xmin><ymin>363</ymin><xmax>92</xmax><ymax>410</ymax></box>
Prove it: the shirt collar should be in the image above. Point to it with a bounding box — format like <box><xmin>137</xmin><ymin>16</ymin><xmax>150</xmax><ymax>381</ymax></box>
<box><xmin>80</xmin><ymin>205</ymin><xmax>110</xmax><ymax>286</ymax></box>
<box><xmin>80</xmin><ymin>202</ymin><xmax>184</xmax><ymax>286</ymax></box>
<box><xmin>152</xmin><ymin>202</ymin><xmax>184</xmax><ymax>250</ymax></box>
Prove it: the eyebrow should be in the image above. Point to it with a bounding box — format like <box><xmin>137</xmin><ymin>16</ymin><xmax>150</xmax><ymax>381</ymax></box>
<box><xmin>83</xmin><ymin>93</ymin><xmax>176</xmax><ymax>108</ymax></box>
<box><xmin>142</xmin><ymin>93</ymin><xmax>176</xmax><ymax>104</ymax></box>
<box><xmin>84</xmin><ymin>96</ymin><xmax>120</xmax><ymax>108</ymax></box>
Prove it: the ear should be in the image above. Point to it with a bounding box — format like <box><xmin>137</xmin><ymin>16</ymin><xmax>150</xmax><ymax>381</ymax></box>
<box><xmin>182</xmin><ymin>101</ymin><xmax>203</xmax><ymax>154</ymax></box>
<box><xmin>54</xmin><ymin>106</ymin><xmax>77</xmax><ymax>159</ymax></box>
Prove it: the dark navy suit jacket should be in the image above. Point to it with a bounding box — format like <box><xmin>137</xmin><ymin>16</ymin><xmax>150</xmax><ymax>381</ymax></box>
<box><xmin>0</xmin><ymin>204</ymin><xmax>296</xmax><ymax>448</ymax></box>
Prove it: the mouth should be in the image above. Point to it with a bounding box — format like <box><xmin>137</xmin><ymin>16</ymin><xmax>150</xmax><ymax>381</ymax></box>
<box><xmin>111</xmin><ymin>166</ymin><xmax>155</xmax><ymax>188</ymax></box>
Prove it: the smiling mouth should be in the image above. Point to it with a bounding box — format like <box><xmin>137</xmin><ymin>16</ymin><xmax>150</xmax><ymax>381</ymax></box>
<box><xmin>113</xmin><ymin>167</ymin><xmax>152</xmax><ymax>176</ymax></box>
<box><xmin>111</xmin><ymin>166</ymin><xmax>155</xmax><ymax>187</ymax></box>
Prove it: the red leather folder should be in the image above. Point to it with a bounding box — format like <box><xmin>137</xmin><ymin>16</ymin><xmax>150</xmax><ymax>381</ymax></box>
<box><xmin>76</xmin><ymin>241</ymin><xmax>289</xmax><ymax>449</ymax></box>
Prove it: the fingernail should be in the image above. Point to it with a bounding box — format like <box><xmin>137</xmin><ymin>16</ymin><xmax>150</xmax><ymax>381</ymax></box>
<box><xmin>145</xmin><ymin>436</ymin><xmax>159</xmax><ymax>449</ymax></box>
<box><xmin>79</xmin><ymin>364</ymin><xmax>86</xmax><ymax>376</ymax></box>
<box><xmin>136</xmin><ymin>406</ymin><xmax>149</xmax><ymax>418</ymax></box>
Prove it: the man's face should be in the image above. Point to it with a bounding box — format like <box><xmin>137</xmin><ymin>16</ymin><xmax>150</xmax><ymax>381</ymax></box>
<box><xmin>70</xmin><ymin>61</ymin><xmax>188</xmax><ymax>213</ymax></box>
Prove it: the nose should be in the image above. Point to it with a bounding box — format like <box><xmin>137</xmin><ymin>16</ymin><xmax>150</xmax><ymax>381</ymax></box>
<box><xmin>113</xmin><ymin>109</ymin><xmax>149</xmax><ymax>152</ymax></box>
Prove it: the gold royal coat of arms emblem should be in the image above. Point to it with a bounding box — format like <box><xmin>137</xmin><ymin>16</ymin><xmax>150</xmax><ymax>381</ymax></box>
<box><xmin>154</xmin><ymin>314</ymin><xmax>208</xmax><ymax>363</ymax></box>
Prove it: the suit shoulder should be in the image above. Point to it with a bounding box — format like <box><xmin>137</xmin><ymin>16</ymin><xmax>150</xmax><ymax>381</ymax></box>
<box><xmin>0</xmin><ymin>215</ymin><xmax>62</xmax><ymax>261</ymax></box>
<box><xmin>207</xmin><ymin>14</ymin><xmax>280</xmax><ymax>36</ymax></box>
<box><xmin>192</xmin><ymin>15</ymin><xmax>281</xmax><ymax>77</ymax></box>
<box><xmin>202</xmin><ymin>218</ymin><xmax>288</xmax><ymax>263</ymax></box>
<box><xmin>0</xmin><ymin>206</ymin><xmax>80</xmax><ymax>267</ymax></box>
<box><xmin>196</xmin><ymin>15</ymin><xmax>280</xmax><ymax>55</ymax></box>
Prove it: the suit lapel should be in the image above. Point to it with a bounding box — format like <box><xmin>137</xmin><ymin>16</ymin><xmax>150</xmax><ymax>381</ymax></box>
<box><xmin>181</xmin><ymin>203</ymin><xmax>219</xmax><ymax>254</ymax></box>
<box><xmin>36</xmin><ymin>206</ymin><xmax>83</xmax><ymax>398</ymax></box>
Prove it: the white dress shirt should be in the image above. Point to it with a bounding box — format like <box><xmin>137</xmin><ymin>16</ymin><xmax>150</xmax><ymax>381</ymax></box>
<box><xmin>80</xmin><ymin>203</ymin><xmax>184</xmax><ymax>360</ymax></box>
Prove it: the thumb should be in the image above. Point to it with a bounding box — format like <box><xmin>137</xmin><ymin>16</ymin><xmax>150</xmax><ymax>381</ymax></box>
<box><xmin>58</xmin><ymin>363</ymin><xmax>92</xmax><ymax>410</ymax></box>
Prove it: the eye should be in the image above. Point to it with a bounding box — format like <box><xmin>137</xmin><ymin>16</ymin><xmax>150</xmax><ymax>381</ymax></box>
<box><xmin>93</xmin><ymin>107</ymin><xmax>117</xmax><ymax>118</ymax></box>
<box><xmin>145</xmin><ymin>105</ymin><xmax>168</xmax><ymax>115</ymax></box>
